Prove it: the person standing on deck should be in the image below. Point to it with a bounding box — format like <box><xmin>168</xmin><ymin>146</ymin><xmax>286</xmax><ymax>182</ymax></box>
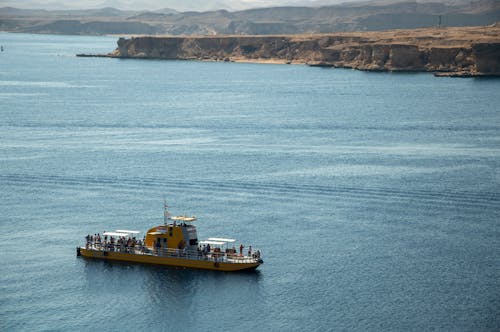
<box><xmin>156</xmin><ymin>238</ymin><xmax>161</xmax><ymax>255</ymax></box>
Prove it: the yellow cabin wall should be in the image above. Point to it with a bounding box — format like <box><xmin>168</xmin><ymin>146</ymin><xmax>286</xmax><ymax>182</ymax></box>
<box><xmin>144</xmin><ymin>225</ymin><xmax>187</xmax><ymax>249</ymax></box>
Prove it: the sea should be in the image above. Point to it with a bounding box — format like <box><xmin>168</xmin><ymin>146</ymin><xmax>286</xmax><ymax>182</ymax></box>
<box><xmin>0</xmin><ymin>32</ymin><xmax>499</xmax><ymax>331</ymax></box>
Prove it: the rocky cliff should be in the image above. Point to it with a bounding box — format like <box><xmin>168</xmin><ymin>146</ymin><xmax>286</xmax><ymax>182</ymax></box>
<box><xmin>100</xmin><ymin>26</ymin><xmax>500</xmax><ymax>76</ymax></box>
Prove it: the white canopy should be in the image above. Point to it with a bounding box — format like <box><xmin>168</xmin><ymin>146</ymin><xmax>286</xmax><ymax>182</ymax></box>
<box><xmin>171</xmin><ymin>216</ymin><xmax>197</xmax><ymax>222</ymax></box>
<box><xmin>208</xmin><ymin>237</ymin><xmax>236</xmax><ymax>243</ymax></box>
<box><xmin>103</xmin><ymin>232</ymin><xmax>130</xmax><ymax>237</ymax></box>
<box><xmin>115</xmin><ymin>229</ymin><xmax>140</xmax><ymax>234</ymax></box>
<box><xmin>199</xmin><ymin>240</ymin><xmax>225</xmax><ymax>246</ymax></box>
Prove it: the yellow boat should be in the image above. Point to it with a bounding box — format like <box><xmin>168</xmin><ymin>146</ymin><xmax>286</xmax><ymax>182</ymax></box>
<box><xmin>76</xmin><ymin>202</ymin><xmax>263</xmax><ymax>272</ymax></box>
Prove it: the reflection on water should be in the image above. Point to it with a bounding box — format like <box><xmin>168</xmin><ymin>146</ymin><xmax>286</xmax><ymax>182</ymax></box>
<box><xmin>79</xmin><ymin>257</ymin><xmax>263</xmax><ymax>329</ymax></box>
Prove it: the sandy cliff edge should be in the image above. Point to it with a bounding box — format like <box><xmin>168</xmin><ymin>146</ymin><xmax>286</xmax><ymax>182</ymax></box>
<box><xmin>81</xmin><ymin>26</ymin><xmax>500</xmax><ymax>76</ymax></box>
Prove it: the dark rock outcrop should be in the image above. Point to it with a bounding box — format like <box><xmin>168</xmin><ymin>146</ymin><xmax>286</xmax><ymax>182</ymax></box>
<box><xmin>84</xmin><ymin>26</ymin><xmax>500</xmax><ymax>77</ymax></box>
<box><xmin>473</xmin><ymin>42</ymin><xmax>500</xmax><ymax>74</ymax></box>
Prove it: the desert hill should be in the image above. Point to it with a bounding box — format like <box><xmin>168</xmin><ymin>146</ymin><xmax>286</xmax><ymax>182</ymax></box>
<box><xmin>1</xmin><ymin>0</ymin><xmax>499</xmax><ymax>35</ymax></box>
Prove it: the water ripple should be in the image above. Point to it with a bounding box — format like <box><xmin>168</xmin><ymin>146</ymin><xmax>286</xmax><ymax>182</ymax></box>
<box><xmin>1</xmin><ymin>173</ymin><xmax>498</xmax><ymax>210</ymax></box>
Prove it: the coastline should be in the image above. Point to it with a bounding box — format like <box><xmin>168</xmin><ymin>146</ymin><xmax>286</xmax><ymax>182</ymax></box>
<box><xmin>77</xmin><ymin>26</ymin><xmax>500</xmax><ymax>77</ymax></box>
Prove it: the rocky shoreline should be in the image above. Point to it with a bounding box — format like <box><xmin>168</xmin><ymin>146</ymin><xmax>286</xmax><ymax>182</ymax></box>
<box><xmin>78</xmin><ymin>26</ymin><xmax>500</xmax><ymax>77</ymax></box>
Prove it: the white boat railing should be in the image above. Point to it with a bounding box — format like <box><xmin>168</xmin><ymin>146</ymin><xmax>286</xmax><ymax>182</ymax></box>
<box><xmin>82</xmin><ymin>242</ymin><xmax>261</xmax><ymax>264</ymax></box>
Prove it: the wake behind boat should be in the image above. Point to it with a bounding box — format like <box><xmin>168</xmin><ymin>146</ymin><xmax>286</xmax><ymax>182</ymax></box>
<box><xmin>76</xmin><ymin>202</ymin><xmax>263</xmax><ymax>271</ymax></box>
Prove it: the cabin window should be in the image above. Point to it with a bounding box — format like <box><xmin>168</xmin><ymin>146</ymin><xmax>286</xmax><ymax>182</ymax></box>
<box><xmin>163</xmin><ymin>238</ymin><xmax>167</xmax><ymax>243</ymax></box>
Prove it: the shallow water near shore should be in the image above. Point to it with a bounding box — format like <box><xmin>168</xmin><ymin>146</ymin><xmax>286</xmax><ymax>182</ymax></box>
<box><xmin>1</xmin><ymin>33</ymin><xmax>499</xmax><ymax>331</ymax></box>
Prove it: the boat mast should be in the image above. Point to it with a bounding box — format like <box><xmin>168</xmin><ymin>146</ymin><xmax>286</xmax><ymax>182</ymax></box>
<box><xmin>163</xmin><ymin>199</ymin><xmax>171</xmax><ymax>225</ymax></box>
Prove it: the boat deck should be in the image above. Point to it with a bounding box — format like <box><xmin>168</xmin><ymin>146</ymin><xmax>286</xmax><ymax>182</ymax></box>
<box><xmin>81</xmin><ymin>243</ymin><xmax>261</xmax><ymax>264</ymax></box>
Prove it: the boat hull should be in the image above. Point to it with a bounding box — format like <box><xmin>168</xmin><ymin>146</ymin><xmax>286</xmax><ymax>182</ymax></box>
<box><xmin>78</xmin><ymin>247</ymin><xmax>261</xmax><ymax>272</ymax></box>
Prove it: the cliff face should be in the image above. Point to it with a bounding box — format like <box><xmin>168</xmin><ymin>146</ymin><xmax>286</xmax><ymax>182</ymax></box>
<box><xmin>106</xmin><ymin>26</ymin><xmax>500</xmax><ymax>76</ymax></box>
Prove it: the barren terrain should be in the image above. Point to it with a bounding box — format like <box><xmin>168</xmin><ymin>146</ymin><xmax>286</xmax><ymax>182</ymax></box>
<box><xmin>92</xmin><ymin>25</ymin><xmax>500</xmax><ymax>76</ymax></box>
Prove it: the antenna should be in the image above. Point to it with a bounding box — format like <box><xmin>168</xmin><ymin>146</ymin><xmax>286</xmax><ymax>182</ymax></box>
<box><xmin>163</xmin><ymin>199</ymin><xmax>171</xmax><ymax>224</ymax></box>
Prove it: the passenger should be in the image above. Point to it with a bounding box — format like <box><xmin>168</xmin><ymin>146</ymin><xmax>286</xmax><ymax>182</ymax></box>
<box><xmin>95</xmin><ymin>234</ymin><xmax>101</xmax><ymax>249</ymax></box>
<box><xmin>239</xmin><ymin>244</ymin><xmax>244</xmax><ymax>256</ymax></box>
<box><xmin>156</xmin><ymin>238</ymin><xmax>161</xmax><ymax>255</ymax></box>
<box><xmin>248</xmin><ymin>245</ymin><xmax>252</xmax><ymax>256</ymax></box>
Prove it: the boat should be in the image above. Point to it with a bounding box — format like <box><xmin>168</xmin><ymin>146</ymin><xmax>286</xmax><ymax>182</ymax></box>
<box><xmin>76</xmin><ymin>202</ymin><xmax>263</xmax><ymax>272</ymax></box>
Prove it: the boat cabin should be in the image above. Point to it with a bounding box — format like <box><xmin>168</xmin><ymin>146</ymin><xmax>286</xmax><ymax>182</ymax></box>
<box><xmin>144</xmin><ymin>215</ymin><xmax>198</xmax><ymax>251</ymax></box>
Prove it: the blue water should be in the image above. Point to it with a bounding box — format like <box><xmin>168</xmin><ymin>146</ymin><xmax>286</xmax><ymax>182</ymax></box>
<box><xmin>0</xmin><ymin>33</ymin><xmax>499</xmax><ymax>331</ymax></box>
